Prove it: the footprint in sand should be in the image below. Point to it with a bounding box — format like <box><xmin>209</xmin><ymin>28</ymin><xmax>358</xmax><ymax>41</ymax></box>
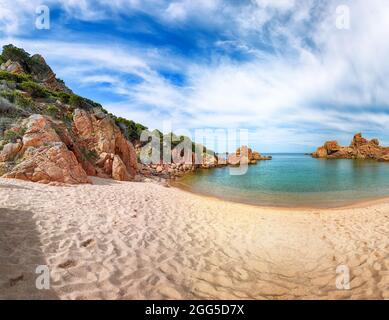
<box><xmin>58</xmin><ymin>259</ymin><xmax>77</xmax><ymax>269</ymax></box>
<box><xmin>9</xmin><ymin>274</ymin><xmax>24</xmax><ymax>287</ymax></box>
<box><xmin>81</xmin><ymin>239</ymin><xmax>95</xmax><ymax>248</ymax></box>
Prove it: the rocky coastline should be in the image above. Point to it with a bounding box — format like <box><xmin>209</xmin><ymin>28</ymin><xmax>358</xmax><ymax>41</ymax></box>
<box><xmin>312</xmin><ymin>133</ymin><xmax>389</xmax><ymax>162</ymax></box>
<box><xmin>0</xmin><ymin>45</ymin><xmax>271</xmax><ymax>185</ymax></box>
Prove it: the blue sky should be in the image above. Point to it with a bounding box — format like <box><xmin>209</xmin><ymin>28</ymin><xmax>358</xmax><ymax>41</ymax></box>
<box><xmin>1</xmin><ymin>0</ymin><xmax>389</xmax><ymax>152</ymax></box>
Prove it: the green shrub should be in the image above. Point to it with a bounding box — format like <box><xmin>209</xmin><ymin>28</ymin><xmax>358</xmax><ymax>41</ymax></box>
<box><xmin>2</xmin><ymin>44</ymin><xmax>30</xmax><ymax>64</ymax></box>
<box><xmin>19</xmin><ymin>81</ymin><xmax>48</xmax><ymax>98</ymax></box>
<box><xmin>0</xmin><ymin>91</ymin><xmax>16</xmax><ymax>103</ymax></box>
<box><xmin>80</xmin><ymin>147</ymin><xmax>98</xmax><ymax>162</ymax></box>
<box><xmin>83</xmin><ymin>97</ymin><xmax>102</xmax><ymax>109</ymax></box>
<box><xmin>14</xmin><ymin>92</ymin><xmax>33</xmax><ymax>108</ymax></box>
<box><xmin>114</xmin><ymin>116</ymin><xmax>148</xmax><ymax>141</ymax></box>
<box><xmin>0</xmin><ymin>55</ymin><xmax>4</xmax><ymax>65</ymax></box>
<box><xmin>46</xmin><ymin>105</ymin><xmax>59</xmax><ymax>117</ymax></box>
<box><xmin>4</xmin><ymin>130</ymin><xmax>20</xmax><ymax>143</ymax></box>
<box><xmin>55</xmin><ymin>91</ymin><xmax>71</xmax><ymax>104</ymax></box>
<box><xmin>0</xmin><ymin>71</ymin><xmax>32</xmax><ymax>83</ymax></box>
<box><xmin>63</xmin><ymin>112</ymin><xmax>73</xmax><ymax>125</ymax></box>
<box><xmin>69</xmin><ymin>94</ymin><xmax>83</xmax><ymax>107</ymax></box>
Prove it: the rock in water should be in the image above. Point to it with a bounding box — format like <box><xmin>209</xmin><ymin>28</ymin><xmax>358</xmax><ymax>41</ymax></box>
<box><xmin>227</xmin><ymin>145</ymin><xmax>271</xmax><ymax>166</ymax></box>
<box><xmin>312</xmin><ymin>133</ymin><xmax>389</xmax><ymax>161</ymax></box>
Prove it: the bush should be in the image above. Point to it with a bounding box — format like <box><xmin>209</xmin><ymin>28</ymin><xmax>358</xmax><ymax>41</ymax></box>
<box><xmin>0</xmin><ymin>96</ymin><xmax>15</xmax><ymax>113</ymax></box>
<box><xmin>69</xmin><ymin>94</ymin><xmax>83</xmax><ymax>107</ymax></box>
<box><xmin>3</xmin><ymin>129</ymin><xmax>22</xmax><ymax>143</ymax></box>
<box><xmin>0</xmin><ymin>117</ymin><xmax>14</xmax><ymax>136</ymax></box>
<box><xmin>14</xmin><ymin>92</ymin><xmax>34</xmax><ymax>108</ymax></box>
<box><xmin>80</xmin><ymin>147</ymin><xmax>98</xmax><ymax>162</ymax></box>
<box><xmin>83</xmin><ymin>97</ymin><xmax>102</xmax><ymax>109</ymax></box>
<box><xmin>0</xmin><ymin>91</ymin><xmax>16</xmax><ymax>103</ymax></box>
<box><xmin>63</xmin><ymin>112</ymin><xmax>74</xmax><ymax>125</ymax></box>
<box><xmin>2</xmin><ymin>44</ymin><xmax>30</xmax><ymax>65</ymax></box>
<box><xmin>0</xmin><ymin>71</ymin><xmax>32</xmax><ymax>83</ymax></box>
<box><xmin>55</xmin><ymin>91</ymin><xmax>71</xmax><ymax>104</ymax></box>
<box><xmin>46</xmin><ymin>105</ymin><xmax>59</xmax><ymax>117</ymax></box>
<box><xmin>114</xmin><ymin>116</ymin><xmax>148</xmax><ymax>141</ymax></box>
<box><xmin>19</xmin><ymin>81</ymin><xmax>48</xmax><ymax>98</ymax></box>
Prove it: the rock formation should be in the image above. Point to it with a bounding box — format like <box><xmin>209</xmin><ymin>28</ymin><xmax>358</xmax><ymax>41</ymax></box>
<box><xmin>228</xmin><ymin>146</ymin><xmax>272</xmax><ymax>166</ymax></box>
<box><xmin>28</xmin><ymin>54</ymin><xmax>72</xmax><ymax>93</ymax></box>
<box><xmin>0</xmin><ymin>112</ymin><xmax>138</xmax><ymax>184</ymax></box>
<box><xmin>0</xmin><ymin>60</ymin><xmax>24</xmax><ymax>75</ymax></box>
<box><xmin>0</xmin><ymin>45</ymin><xmax>273</xmax><ymax>184</ymax></box>
<box><xmin>312</xmin><ymin>133</ymin><xmax>389</xmax><ymax>161</ymax></box>
<box><xmin>72</xmin><ymin>109</ymin><xmax>138</xmax><ymax>179</ymax></box>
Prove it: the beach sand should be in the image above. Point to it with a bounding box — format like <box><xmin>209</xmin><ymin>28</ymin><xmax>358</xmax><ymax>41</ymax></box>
<box><xmin>0</xmin><ymin>177</ymin><xmax>388</xmax><ymax>300</ymax></box>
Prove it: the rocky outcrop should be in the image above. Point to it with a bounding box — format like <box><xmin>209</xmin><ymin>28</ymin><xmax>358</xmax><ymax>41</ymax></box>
<box><xmin>112</xmin><ymin>155</ymin><xmax>131</xmax><ymax>181</ymax></box>
<box><xmin>0</xmin><ymin>141</ymin><xmax>22</xmax><ymax>162</ymax></box>
<box><xmin>0</xmin><ymin>59</ymin><xmax>24</xmax><ymax>74</ymax></box>
<box><xmin>0</xmin><ymin>55</ymin><xmax>72</xmax><ymax>93</ymax></box>
<box><xmin>0</xmin><ymin>111</ymin><xmax>138</xmax><ymax>184</ymax></box>
<box><xmin>72</xmin><ymin>109</ymin><xmax>138</xmax><ymax>178</ymax></box>
<box><xmin>312</xmin><ymin>133</ymin><xmax>389</xmax><ymax>161</ymax></box>
<box><xmin>29</xmin><ymin>54</ymin><xmax>72</xmax><ymax>93</ymax></box>
<box><xmin>228</xmin><ymin>146</ymin><xmax>272</xmax><ymax>166</ymax></box>
<box><xmin>201</xmin><ymin>153</ymin><xmax>219</xmax><ymax>169</ymax></box>
<box><xmin>2</xmin><ymin>142</ymin><xmax>90</xmax><ymax>184</ymax></box>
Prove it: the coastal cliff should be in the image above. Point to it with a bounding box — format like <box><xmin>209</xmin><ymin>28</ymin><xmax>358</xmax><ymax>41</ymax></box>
<box><xmin>0</xmin><ymin>45</ymin><xmax>143</xmax><ymax>184</ymax></box>
<box><xmin>0</xmin><ymin>45</ymin><xmax>269</xmax><ymax>184</ymax></box>
<box><xmin>312</xmin><ymin>133</ymin><xmax>389</xmax><ymax>161</ymax></box>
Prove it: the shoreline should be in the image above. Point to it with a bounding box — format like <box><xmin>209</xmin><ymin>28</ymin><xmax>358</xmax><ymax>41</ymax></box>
<box><xmin>171</xmin><ymin>178</ymin><xmax>389</xmax><ymax>212</ymax></box>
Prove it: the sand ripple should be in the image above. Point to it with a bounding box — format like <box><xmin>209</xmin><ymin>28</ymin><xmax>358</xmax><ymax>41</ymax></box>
<box><xmin>0</xmin><ymin>177</ymin><xmax>388</xmax><ymax>299</ymax></box>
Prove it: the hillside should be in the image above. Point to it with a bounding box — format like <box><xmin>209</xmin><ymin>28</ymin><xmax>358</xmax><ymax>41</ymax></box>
<box><xmin>0</xmin><ymin>45</ymin><xmax>203</xmax><ymax>184</ymax></box>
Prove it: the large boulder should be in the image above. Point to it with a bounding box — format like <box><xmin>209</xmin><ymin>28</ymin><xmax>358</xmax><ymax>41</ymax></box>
<box><xmin>0</xmin><ymin>59</ymin><xmax>24</xmax><ymax>74</ymax></box>
<box><xmin>0</xmin><ymin>141</ymin><xmax>22</xmax><ymax>162</ymax></box>
<box><xmin>21</xmin><ymin>115</ymin><xmax>61</xmax><ymax>152</ymax></box>
<box><xmin>73</xmin><ymin>109</ymin><xmax>138</xmax><ymax>180</ymax></box>
<box><xmin>324</xmin><ymin>141</ymin><xmax>341</xmax><ymax>154</ymax></box>
<box><xmin>112</xmin><ymin>155</ymin><xmax>131</xmax><ymax>181</ymax></box>
<box><xmin>350</xmin><ymin>133</ymin><xmax>368</xmax><ymax>148</ymax></box>
<box><xmin>201</xmin><ymin>153</ymin><xmax>218</xmax><ymax>169</ymax></box>
<box><xmin>3</xmin><ymin>142</ymin><xmax>90</xmax><ymax>184</ymax></box>
<box><xmin>1</xmin><ymin>111</ymin><xmax>138</xmax><ymax>184</ymax></box>
<box><xmin>312</xmin><ymin>147</ymin><xmax>327</xmax><ymax>158</ymax></box>
<box><xmin>227</xmin><ymin>145</ymin><xmax>271</xmax><ymax>165</ymax></box>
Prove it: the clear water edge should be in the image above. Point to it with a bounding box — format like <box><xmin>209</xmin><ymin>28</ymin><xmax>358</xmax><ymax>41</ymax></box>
<box><xmin>173</xmin><ymin>154</ymin><xmax>389</xmax><ymax>208</ymax></box>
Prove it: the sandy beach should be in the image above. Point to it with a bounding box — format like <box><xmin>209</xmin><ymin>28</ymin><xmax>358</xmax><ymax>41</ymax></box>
<box><xmin>0</xmin><ymin>177</ymin><xmax>388</xmax><ymax>300</ymax></box>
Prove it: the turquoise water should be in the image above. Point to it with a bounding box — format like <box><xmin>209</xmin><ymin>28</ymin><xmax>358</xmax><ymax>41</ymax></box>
<box><xmin>177</xmin><ymin>154</ymin><xmax>389</xmax><ymax>208</ymax></box>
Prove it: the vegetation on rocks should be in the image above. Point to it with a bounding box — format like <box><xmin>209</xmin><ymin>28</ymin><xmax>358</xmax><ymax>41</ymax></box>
<box><xmin>1</xmin><ymin>44</ymin><xmax>31</xmax><ymax>67</ymax></box>
<box><xmin>0</xmin><ymin>70</ymin><xmax>32</xmax><ymax>83</ymax></box>
<box><xmin>19</xmin><ymin>81</ymin><xmax>48</xmax><ymax>98</ymax></box>
<box><xmin>0</xmin><ymin>44</ymin><xmax>224</xmax><ymax>184</ymax></box>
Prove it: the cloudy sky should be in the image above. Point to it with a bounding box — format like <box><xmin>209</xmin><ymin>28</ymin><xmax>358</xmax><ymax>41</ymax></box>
<box><xmin>1</xmin><ymin>0</ymin><xmax>389</xmax><ymax>152</ymax></box>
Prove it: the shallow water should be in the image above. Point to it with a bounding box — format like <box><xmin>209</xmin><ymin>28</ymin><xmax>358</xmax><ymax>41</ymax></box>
<box><xmin>176</xmin><ymin>154</ymin><xmax>389</xmax><ymax>208</ymax></box>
